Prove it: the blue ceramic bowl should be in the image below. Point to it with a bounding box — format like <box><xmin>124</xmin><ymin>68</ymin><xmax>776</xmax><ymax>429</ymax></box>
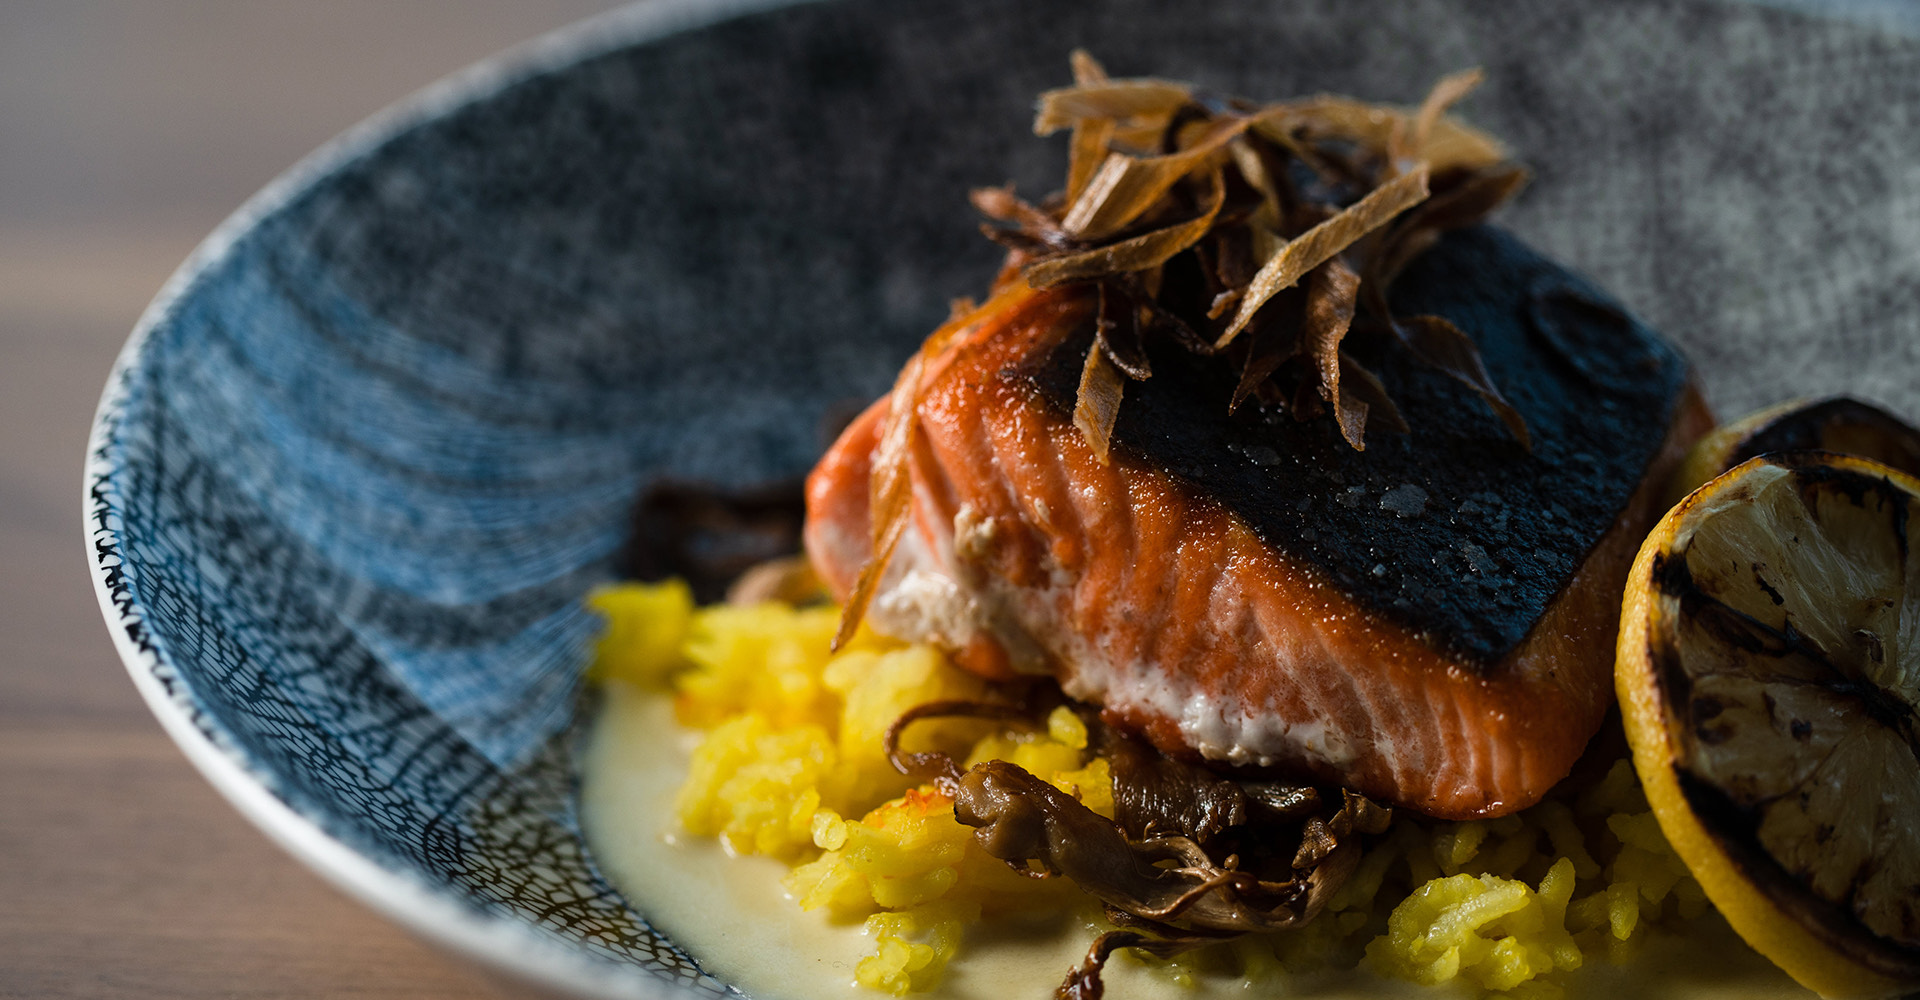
<box><xmin>85</xmin><ymin>0</ymin><xmax>1920</xmax><ymax>996</ymax></box>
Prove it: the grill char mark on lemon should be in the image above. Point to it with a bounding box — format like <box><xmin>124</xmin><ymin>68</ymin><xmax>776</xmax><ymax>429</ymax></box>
<box><xmin>1735</xmin><ymin>400</ymin><xmax>1920</xmax><ymax>483</ymax></box>
<box><xmin>1643</xmin><ymin>457</ymin><xmax>1920</xmax><ymax>979</ymax></box>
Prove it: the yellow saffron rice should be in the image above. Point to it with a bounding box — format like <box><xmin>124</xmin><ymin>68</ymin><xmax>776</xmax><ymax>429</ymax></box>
<box><xmin>588</xmin><ymin>581</ymin><xmax>1710</xmax><ymax>997</ymax></box>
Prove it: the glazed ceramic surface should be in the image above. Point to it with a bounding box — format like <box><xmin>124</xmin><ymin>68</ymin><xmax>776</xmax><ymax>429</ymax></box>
<box><xmin>86</xmin><ymin>0</ymin><xmax>1920</xmax><ymax>996</ymax></box>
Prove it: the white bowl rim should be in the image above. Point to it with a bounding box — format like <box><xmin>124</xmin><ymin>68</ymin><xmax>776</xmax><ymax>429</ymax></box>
<box><xmin>81</xmin><ymin>2</ymin><xmax>821</xmax><ymax>997</ymax></box>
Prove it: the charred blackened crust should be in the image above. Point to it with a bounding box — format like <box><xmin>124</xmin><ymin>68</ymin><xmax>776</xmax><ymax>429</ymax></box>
<box><xmin>1022</xmin><ymin>225</ymin><xmax>1690</xmax><ymax>668</ymax></box>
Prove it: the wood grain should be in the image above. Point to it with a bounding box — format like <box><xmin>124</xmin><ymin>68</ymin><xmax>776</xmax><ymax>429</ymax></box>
<box><xmin>0</xmin><ymin>726</ymin><xmax>490</xmax><ymax>999</ymax></box>
<box><xmin>0</xmin><ymin>3</ymin><xmax>625</xmax><ymax>996</ymax></box>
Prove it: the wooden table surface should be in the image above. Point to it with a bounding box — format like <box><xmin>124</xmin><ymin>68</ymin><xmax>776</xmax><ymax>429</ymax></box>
<box><xmin>0</xmin><ymin>4</ymin><xmax>625</xmax><ymax>996</ymax></box>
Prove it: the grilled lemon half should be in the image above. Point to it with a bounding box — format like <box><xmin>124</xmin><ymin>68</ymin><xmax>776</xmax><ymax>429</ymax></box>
<box><xmin>1668</xmin><ymin>396</ymin><xmax>1920</xmax><ymax>507</ymax></box>
<box><xmin>1619</xmin><ymin>451</ymin><xmax>1920</xmax><ymax>998</ymax></box>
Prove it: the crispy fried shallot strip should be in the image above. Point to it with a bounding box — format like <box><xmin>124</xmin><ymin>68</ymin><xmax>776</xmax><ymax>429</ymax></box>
<box><xmin>1073</xmin><ymin>338</ymin><xmax>1127</xmax><ymax>466</ymax></box>
<box><xmin>1373</xmin><ymin>161</ymin><xmax>1532</xmax><ymax>288</ymax></box>
<box><xmin>1390</xmin><ymin>67</ymin><xmax>1486</xmax><ymax>170</ymax></box>
<box><xmin>1027</xmin><ymin>168</ymin><xmax>1225</xmax><ymax>288</ymax></box>
<box><xmin>1391</xmin><ymin>311</ymin><xmax>1532</xmax><ymax>449</ymax></box>
<box><xmin>1062</xmin><ymin>120</ymin><xmax>1248</xmax><ymax>241</ymax></box>
<box><xmin>1064</xmin><ymin>50</ymin><xmax>1117</xmax><ymax>207</ymax></box>
<box><xmin>1272</xmin><ymin>95</ymin><xmax>1507</xmax><ymax>175</ymax></box>
<box><xmin>1304</xmin><ymin>257</ymin><xmax>1363</xmax><ymax>445</ymax></box>
<box><xmin>1034</xmin><ymin>80</ymin><xmax>1192</xmax><ymax>137</ymax></box>
<box><xmin>831</xmin><ymin>286</ymin><xmax>1038</xmax><ymax>648</ymax></box>
<box><xmin>1214</xmin><ymin>165</ymin><xmax>1429</xmax><ymax>349</ymax></box>
<box><xmin>990</xmin><ymin>55</ymin><xmax>1532</xmax><ymax>451</ymax></box>
<box><xmin>831</xmin><ymin>348</ymin><xmax>925</xmax><ymax>653</ymax></box>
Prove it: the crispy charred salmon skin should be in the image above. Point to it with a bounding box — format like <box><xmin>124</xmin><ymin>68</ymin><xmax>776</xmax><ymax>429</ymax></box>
<box><xmin>807</xmin><ymin>226</ymin><xmax>1708</xmax><ymax>820</ymax></box>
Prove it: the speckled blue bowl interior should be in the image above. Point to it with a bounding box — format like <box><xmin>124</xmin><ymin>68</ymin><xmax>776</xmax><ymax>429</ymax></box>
<box><xmin>88</xmin><ymin>0</ymin><xmax>1920</xmax><ymax>995</ymax></box>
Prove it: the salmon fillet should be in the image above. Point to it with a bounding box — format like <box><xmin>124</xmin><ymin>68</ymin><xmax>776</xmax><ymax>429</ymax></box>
<box><xmin>806</xmin><ymin>230</ymin><xmax>1710</xmax><ymax>820</ymax></box>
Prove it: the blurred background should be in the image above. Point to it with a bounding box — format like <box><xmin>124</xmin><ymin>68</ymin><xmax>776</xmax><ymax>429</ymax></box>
<box><xmin>0</xmin><ymin>3</ymin><xmax>622</xmax><ymax>997</ymax></box>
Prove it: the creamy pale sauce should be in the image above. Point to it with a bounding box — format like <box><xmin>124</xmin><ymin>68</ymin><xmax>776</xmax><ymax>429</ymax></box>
<box><xmin>579</xmin><ymin>684</ymin><xmax>1807</xmax><ymax>1000</ymax></box>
